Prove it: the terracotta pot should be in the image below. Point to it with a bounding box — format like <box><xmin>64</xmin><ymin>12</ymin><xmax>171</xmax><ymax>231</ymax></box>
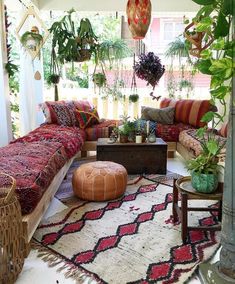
<box><xmin>119</xmin><ymin>134</ymin><xmax>129</xmax><ymax>143</ymax></box>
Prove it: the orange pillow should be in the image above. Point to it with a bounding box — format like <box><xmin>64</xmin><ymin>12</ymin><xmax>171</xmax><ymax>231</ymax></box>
<box><xmin>76</xmin><ymin>108</ymin><xmax>99</xmax><ymax>129</ymax></box>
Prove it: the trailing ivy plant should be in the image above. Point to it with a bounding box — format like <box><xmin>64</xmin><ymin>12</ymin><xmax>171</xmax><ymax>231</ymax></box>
<box><xmin>185</xmin><ymin>0</ymin><xmax>234</xmax><ymax>157</ymax></box>
<box><xmin>184</xmin><ymin>0</ymin><xmax>233</xmax><ymax>175</ymax></box>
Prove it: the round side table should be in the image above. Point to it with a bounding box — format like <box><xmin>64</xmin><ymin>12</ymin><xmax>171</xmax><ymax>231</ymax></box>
<box><xmin>172</xmin><ymin>176</ymin><xmax>223</xmax><ymax>243</ymax></box>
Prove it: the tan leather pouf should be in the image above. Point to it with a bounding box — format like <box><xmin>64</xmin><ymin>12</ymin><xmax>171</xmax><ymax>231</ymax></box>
<box><xmin>72</xmin><ymin>161</ymin><xmax>128</xmax><ymax>201</ymax></box>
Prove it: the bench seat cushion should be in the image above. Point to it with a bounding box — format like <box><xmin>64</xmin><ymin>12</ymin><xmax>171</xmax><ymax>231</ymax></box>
<box><xmin>0</xmin><ymin>141</ymin><xmax>67</xmax><ymax>215</ymax></box>
<box><xmin>85</xmin><ymin>119</ymin><xmax>119</xmax><ymax>141</ymax></box>
<box><xmin>179</xmin><ymin>129</ymin><xmax>226</xmax><ymax>158</ymax></box>
<box><xmin>156</xmin><ymin>123</ymin><xmax>195</xmax><ymax>142</ymax></box>
<box><xmin>12</xmin><ymin>124</ymin><xmax>86</xmax><ymax>158</ymax></box>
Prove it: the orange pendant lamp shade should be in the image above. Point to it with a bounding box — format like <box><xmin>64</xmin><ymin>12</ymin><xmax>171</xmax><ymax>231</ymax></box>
<box><xmin>126</xmin><ymin>0</ymin><xmax>152</xmax><ymax>40</ymax></box>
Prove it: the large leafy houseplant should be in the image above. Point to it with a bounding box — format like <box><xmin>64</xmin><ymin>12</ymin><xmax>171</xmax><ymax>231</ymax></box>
<box><xmin>186</xmin><ymin>0</ymin><xmax>233</xmax><ymax>191</ymax></box>
<box><xmin>49</xmin><ymin>9</ymin><xmax>98</xmax><ymax>65</ymax></box>
<box><xmin>184</xmin><ymin>0</ymin><xmax>233</xmax><ymax>193</ymax></box>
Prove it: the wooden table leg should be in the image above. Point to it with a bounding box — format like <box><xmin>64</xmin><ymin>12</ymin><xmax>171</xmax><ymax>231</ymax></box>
<box><xmin>173</xmin><ymin>178</ymin><xmax>178</xmax><ymax>223</ymax></box>
<box><xmin>218</xmin><ymin>200</ymin><xmax>222</xmax><ymax>222</ymax></box>
<box><xmin>181</xmin><ymin>192</ymin><xmax>188</xmax><ymax>243</ymax></box>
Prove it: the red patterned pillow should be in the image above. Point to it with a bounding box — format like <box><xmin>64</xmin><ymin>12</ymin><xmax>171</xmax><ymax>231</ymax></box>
<box><xmin>76</xmin><ymin>108</ymin><xmax>100</xmax><ymax>129</ymax></box>
<box><xmin>40</xmin><ymin>101</ymin><xmax>77</xmax><ymax>126</ymax></box>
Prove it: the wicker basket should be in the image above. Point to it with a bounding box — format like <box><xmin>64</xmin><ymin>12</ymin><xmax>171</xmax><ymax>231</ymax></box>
<box><xmin>0</xmin><ymin>173</ymin><xmax>27</xmax><ymax>284</ymax></box>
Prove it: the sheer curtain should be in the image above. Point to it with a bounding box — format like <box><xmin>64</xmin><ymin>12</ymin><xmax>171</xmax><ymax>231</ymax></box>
<box><xmin>19</xmin><ymin>50</ymin><xmax>44</xmax><ymax>136</ymax></box>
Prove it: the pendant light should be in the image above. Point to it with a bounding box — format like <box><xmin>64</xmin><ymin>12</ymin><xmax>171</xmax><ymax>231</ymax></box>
<box><xmin>126</xmin><ymin>0</ymin><xmax>152</xmax><ymax>40</ymax></box>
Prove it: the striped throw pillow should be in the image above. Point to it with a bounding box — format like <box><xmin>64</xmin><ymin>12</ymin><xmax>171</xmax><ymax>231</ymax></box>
<box><xmin>160</xmin><ymin>98</ymin><xmax>214</xmax><ymax>128</ymax></box>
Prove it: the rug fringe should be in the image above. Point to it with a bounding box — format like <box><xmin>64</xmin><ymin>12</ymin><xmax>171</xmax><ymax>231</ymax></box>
<box><xmin>31</xmin><ymin>240</ymin><xmax>99</xmax><ymax>284</ymax></box>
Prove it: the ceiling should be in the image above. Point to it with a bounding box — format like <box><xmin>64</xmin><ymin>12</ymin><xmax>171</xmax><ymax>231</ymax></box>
<box><xmin>6</xmin><ymin>0</ymin><xmax>200</xmax><ymax>12</ymax></box>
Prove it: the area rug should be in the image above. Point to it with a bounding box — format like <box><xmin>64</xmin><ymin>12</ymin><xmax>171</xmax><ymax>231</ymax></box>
<box><xmin>33</xmin><ymin>174</ymin><xmax>220</xmax><ymax>284</ymax></box>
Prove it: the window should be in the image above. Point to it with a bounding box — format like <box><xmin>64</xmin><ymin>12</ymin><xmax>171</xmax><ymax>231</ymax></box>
<box><xmin>162</xmin><ymin>20</ymin><xmax>184</xmax><ymax>42</ymax></box>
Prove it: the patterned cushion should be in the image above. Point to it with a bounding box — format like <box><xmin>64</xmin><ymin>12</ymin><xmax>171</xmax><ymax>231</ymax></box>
<box><xmin>76</xmin><ymin>108</ymin><xmax>100</xmax><ymax>129</ymax></box>
<box><xmin>85</xmin><ymin>119</ymin><xmax>119</xmax><ymax>141</ymax></box>
<box><xmin>0</xmin><ymin>141</ymin><xmax>67</xmax><ymax>215</ymax></box>
<box><xmin>179</xmin><ymin>129</ymin><xmax>226</xmax><ymax>158</ymax></box>
<box><xmin>160</xmin><ymin>98</ymin><xmax>215</xmax><ymax>128</ymax></box>
<box><xmin>218</xmin><ymin>121</ymin><xmax>228</xmax><ymax>137</ymax></box>
<box><xmin>40</xmin><ymin>100</ymin><xmax>97</xmax><ymax>127</ymax></box>
<box><xmin>141</xmin><ymin>106</ymin><xmax>175</xmax><ymax>124</ymax></box>
<box><xmin>12</xmin><ymin>124</ymin><xmax>86</xmax><ymax>159</ymax></box>
<box><xmin>134</xmin><ymin>119</ymin><xmax>157</xmax><ymax>134</ymax></box>
<box><xmin>156</xmin><ymin>123</ymin><xmax>195</xmax><ymax>142</ymax></box>
<box><xmin>40</xmin><ymin>101</ymin><xmax>78</xmax><ymax>126</ymax></box>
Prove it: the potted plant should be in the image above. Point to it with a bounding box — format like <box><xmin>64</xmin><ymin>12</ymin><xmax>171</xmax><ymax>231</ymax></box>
<box><xmin>134</xmin><ymin>52</ymin><xmax>165</xmax><ymax>91</ymax></box>
<box><xmin>48</xmin><ymin>9</ymin><xmax>98</xmax><ymax>65</ymax></box>
<box><xmin>118</xmin><ymin>115</ymin><xmax>135</xmax><ymax>143</ymax></box>
<box><xmin>129</xmin><ymin>94</ymin><xmax>139</xmax><ymax>103</ymax></box>
<box><xmin>186</xmin><ymin>124</ymin><xmax>225</xmax><ymax>193</ymax></box>
<box><xmin>20</xmin><ymin>26</ymin><xmax>43</xmax><ymax>51</ymax></box>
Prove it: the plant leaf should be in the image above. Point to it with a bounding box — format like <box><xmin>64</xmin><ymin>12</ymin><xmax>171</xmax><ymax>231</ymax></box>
<box><xmin>192</xmin><ymin>0</ymin><xmax>215</xmax><ymax>5</ymax></box>
<box><xmin>206</xmin><ymin>140</ymin><xmax>219</xmax><ymax>155</ymax></box>
<box><xmin>195</xmin><ymin>59</ymin><xmax>212</xmax><ymax>75</ymax></box>
<box><xmin>222</xmin><ymin>0</ymin><xmax>233</xmax><ymax>15</ymax></box>
<box><xmin>214</xmin><ymin>12</ymin><xmax>230</xmax><ymax>39</ymax></box>
<box><xmin>196</xmin><ymin>17</ymin><xmax>213</xmax><ymax>32</ymax></box>
<box><xmin>201</xmin><ymin>111</ymin><xmax>214</xmax><ymax>122</ymax></box>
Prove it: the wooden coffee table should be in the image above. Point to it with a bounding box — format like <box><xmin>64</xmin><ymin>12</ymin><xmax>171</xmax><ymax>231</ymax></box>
<box><xmin>96</xmin><ymin>138</ymin><xmax>167</xmax><ymax>174</ymax></box>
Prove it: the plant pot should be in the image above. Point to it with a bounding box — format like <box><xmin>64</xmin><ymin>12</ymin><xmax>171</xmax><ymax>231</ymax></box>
<box><xmin>119</xmin><ymin>134</ymin><xmax>129</xmax><ymax>143</ymax></box>
<box><xmin>191</xmin><ymin>172</ymin><xmax>218</xmax><ymax>193</ymax></box>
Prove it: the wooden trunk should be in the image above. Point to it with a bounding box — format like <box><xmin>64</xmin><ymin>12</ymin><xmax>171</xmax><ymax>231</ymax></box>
<box><xmin>97</xmin><ymin>138</ymin><xmax>167</xmax><ymax>174</ymax></box>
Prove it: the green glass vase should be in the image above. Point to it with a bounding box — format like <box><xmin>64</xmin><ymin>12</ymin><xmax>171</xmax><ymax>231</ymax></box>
<box><xmin>191</xmin><ymin>172</ymin><xmax>218</xmax><ymax>193</ymax></box>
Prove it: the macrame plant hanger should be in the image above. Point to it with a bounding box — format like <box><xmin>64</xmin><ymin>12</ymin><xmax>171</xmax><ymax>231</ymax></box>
<box><xmin>129</xmin><ymin>53</ymin><xmax>139</xmax><ymax>103</ymax></box>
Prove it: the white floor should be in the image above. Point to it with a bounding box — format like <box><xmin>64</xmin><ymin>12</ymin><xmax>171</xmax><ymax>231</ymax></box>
<box><xmin>16</xmin><ymin>154</ymin><xmax>220</xmax><ymax>284</ymax></box>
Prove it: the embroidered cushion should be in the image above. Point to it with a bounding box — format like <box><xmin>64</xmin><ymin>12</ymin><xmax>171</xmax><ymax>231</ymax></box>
<box><xmin>40</xmin><ymin>101</ymin><xmax>78</xmax><ymax>126</ymax></box>
<box><xmin>160</xmin><ymin>98</ymin><xmax>216</xmax><ymax>128</ymax></box>
<box><xmin>141</xmin><ymin>106</ymin><xmax>175</xmax><ymax>125</ymax></box>
<box><xmin>76</xmin><ymin>108</ymin><xmax>100</xmax><ymax>129</ymax></box>
<box><xmin>40</xmin><ymin>100</ymin><xmax>98</xmax><ymax>127</ymax></box>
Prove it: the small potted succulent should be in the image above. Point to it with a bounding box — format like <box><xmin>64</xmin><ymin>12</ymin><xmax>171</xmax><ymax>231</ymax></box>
<box><xmin>134</xmin><ymin>52</ymin><xmax>165</xmax><ymax>91</ymax></box>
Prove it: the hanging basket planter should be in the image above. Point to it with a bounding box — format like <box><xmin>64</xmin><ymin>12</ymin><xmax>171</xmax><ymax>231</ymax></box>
<box><xmin>184</xmin><ymin>22</ymin><xmax>214</xmax><ymax>58</ymax></box>
<box><xmin>126</xmin><ymin>0</ymin><xmax>152</xmax><ymax>40</ymax></box>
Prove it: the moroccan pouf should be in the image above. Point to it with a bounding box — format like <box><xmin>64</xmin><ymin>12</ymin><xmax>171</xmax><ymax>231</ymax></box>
<box><xmin>72</xmin><ymin>161</ymin><xmax>128</xmax><ymax>201</ymax></box>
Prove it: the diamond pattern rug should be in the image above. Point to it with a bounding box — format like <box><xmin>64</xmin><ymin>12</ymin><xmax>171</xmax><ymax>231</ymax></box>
<box><xmin>33</xmin><ymin>167</ymin><xmax>220</xmax><ymax>284</ymax></box>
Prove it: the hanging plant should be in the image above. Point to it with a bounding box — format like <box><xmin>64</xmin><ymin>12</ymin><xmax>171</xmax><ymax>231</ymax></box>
<box><xmin>49</xmin><ymin>9</ymin><xmax>98</xmax><ymax>64</ymax></box>
<box><xmin>20</xmin><ymin>26</ymin><xmax>43</xmax><ymax>51</ymax></box>
<box><xmin>134</xmin><ymin>52</ymin><xmax>165</xmax><ymax>91</ymax></box>
<box><xmin>129</xmin><ymin>94</ymin><xmax>139</xmax><ymax>103</ymax></box>
<box><xmin>92</xmin><ymin>72</ymin><xmax>106</xmax><ymax>88</ymax></box>
<box><xmin>129</xmin><ymin>54</ymin><xmax>139</xmax><ymax>103</ymax></box>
